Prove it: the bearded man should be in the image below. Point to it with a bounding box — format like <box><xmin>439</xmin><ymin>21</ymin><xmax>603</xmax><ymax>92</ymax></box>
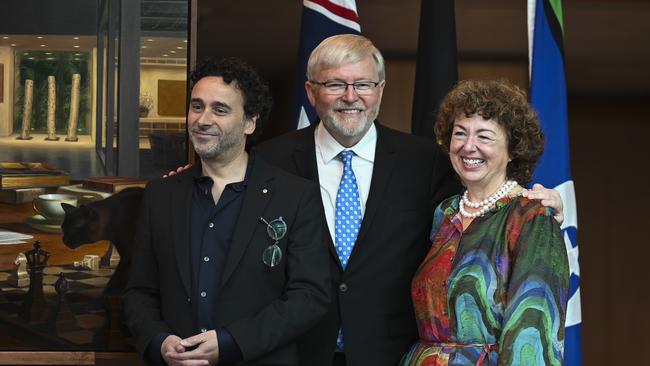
<box><xmin>123</xmin><ymin>57</ymin><xmax>330</xmax><ymax>366</ymax></box>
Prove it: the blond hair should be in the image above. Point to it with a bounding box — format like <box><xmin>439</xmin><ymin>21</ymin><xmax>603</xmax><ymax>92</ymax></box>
<box><xmin>307</xmin><ymin>34</ymin><xmax>385</xmax><ymax>81</ymax></box>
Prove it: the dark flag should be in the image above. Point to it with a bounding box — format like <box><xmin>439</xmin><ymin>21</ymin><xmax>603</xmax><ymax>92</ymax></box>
<box><xmin>411</xmin><ymin>0</ymin><xmax>458</xmax><ymax>139</ymax></box>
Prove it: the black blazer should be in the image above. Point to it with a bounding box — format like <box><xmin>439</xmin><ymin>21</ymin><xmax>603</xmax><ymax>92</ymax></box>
<box><xmin>123</xmin><ymin>156</ymin><xmax>331</xmax><ymax>366</ymax></box>
<box><xmin>256</xmin><ymin>122</ymin><xmax>460</xmax><ymax>366</ymax></box>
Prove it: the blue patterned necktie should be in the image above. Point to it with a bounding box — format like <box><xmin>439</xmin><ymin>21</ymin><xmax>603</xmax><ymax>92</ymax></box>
<box><xmin>335</xmin><ymin>150</ymin><xmax>362</xmax><ymax>351</ymax></box>
<box><xmin>335</xmin><ymin>150</ymin><xmax>362</xmax><ymax>268</ymax></box>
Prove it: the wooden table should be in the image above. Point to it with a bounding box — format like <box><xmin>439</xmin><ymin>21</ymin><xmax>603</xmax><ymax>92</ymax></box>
<box><xmin>0</xmin><ymin>202</ymin><xmax>142</xmax><ymax>364</ymax></box>
<box><xmin>0</xmin><ymin>202</ymin><xmax>110</xmax><ymax>271</ymax></box>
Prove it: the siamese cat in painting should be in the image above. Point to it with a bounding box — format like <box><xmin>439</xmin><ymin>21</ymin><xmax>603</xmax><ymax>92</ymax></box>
<box><xmin>61</xmin><ymin>187</ymin><xmax>144</xmax><ymax>295</ymax></box>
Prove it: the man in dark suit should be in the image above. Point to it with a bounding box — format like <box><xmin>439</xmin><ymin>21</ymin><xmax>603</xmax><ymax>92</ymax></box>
<box><xmin>123</xmin><ymin>58</ymin><xmax>330</xmax><ymax>366</ymax></box>
<box><xmin>256</xmin><ymin>34</ymin><xmax>563</xmax><ymax>366</ymax></box>
<box><xmin>255</xmin><ymin>34</ymin><xmax>458</xmax><ymax>366</ymax></box>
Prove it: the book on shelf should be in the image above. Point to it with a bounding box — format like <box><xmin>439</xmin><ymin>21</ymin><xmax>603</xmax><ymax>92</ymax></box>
<box><xmin>0</xmin><ymin>187</ymin><xmax>56</xmax><ymax>204</ymax></box>
<box><xmin>0</xmin><ymin>162</ymin><xmax>70</xmax><ymax>189</ymax></box>
<box><xmin>82</xmin><ymin>176</ymin><xmax>148</xmax><ymax>193</ymax></box>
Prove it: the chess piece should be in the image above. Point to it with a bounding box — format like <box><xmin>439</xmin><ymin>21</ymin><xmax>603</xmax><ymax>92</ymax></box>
<box><xmin>7</xmin><ymin>253</ymin><xmax>29</xmax><ymax>287</ymax></box>
<box><xmin>65</xmin><ymin>73</ymin><xmax>80</xmax><ymax>142</ymax></box>
<box><xmin>19</xmin><ymin>241</ymin><xmax>50</xmax><ymax>321</ymax></box>
<box><xmin>74</xmin><ymin>254</ymin><xmax>100</xmax><ymax>271</ymax></box>
<box><xmin>46</xmin><ymin>273</ymin><xmax>76</xmax><ymax>332</ymax></box>
<box><xmin>45</xmin><ymin>76</ymin><xmax>59</xmax><ymax>141</ymax></box>
<box><xmin>100</xmin><ymin>244</ymin><xmax>121</xmax><ymax>268</ymax></box>
<box><xmin>16</xmin><ymin>79</ymin><xmax>34</xmax><ymax>140</ymax></box>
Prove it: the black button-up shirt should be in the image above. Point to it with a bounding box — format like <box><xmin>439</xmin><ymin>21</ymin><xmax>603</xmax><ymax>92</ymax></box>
<box><xmin>147</xmin><ymin>156</ymin><xmax>254</xmax><ymax>365</ymax></box>
<box><xmin>189</xmin><ymin>156</ymin><xmax>253</xmax><ymax>363</ymax></box>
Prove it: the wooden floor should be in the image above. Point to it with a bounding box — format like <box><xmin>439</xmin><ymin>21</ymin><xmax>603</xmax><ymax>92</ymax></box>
<box><xmin>0</xmin><ymin>351</ymin><xmax>143</xmax><ymax>365</ymax></box>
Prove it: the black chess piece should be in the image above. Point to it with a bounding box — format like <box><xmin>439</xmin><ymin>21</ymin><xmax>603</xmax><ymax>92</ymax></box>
<box><xmin>19</xmin><ymin>241</ymin><xmax>50</xmax><ymax>321</ymax></box>
<box><xmin>46</xmin><ymin>273</ymin><xmax>77</xmax><ymax>332</ymax></box>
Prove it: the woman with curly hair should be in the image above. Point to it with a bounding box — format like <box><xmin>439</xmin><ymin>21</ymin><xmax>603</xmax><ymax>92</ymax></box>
<box><xmin>401</xmin><ymin>79</ymin><xmax>569</xmax><ymax>366</ymax></box>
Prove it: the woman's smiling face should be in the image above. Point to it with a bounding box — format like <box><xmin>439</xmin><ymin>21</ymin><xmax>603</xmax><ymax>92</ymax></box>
<box><xmin>449</xmin><ymin>114</ymin><xmax>511</xmax><ymax>194</ymax></box>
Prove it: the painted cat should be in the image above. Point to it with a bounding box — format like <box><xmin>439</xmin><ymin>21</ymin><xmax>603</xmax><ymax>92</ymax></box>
<box><xmin>61</xmin><ymin>187</ymin><xmax>144</xmax><ymax>295</ymax></box>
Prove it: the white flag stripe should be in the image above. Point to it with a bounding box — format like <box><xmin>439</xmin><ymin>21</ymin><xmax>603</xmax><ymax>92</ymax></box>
<box><xmin>329</xmin><ymin>0</ymin><xmax>357</xmax><ymax>12</ymax></box>
<box><xmin>565</xmin><ymin>288</ymin><xmax>582</xmax><ymax>327</ymax></box>
<box><xmin>527</xmin><ymin>0</ymin><xmax>536</xmax><ymax>78</ymax></box>
<box><xmin>297</xmin><ymin>106</ymin><xmax>311</xmax><ymax>130</ymax></box>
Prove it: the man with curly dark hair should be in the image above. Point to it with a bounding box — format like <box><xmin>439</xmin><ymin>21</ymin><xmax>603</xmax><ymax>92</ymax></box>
<box><xmin>124</xmin><ymin>57</ymin><xmax>331</xmax><ymax>366</ymax></box>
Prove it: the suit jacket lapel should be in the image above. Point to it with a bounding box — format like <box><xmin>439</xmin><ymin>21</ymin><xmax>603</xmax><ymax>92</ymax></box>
<box><xmin>348</xmin><ymin>123</ymin><xmax>397</xmax><ymax>268</ymax></box>
<box><xmin>292</xmin><ymin>123</ymin><xmax>319</xmax><ymax>181</ymax></box>
<box><xmin>293</xmin><ymin>123</ymin><xmax>342</xmax><ymax>268</ymax></box>
<box><xmin>221</xmin><ymin>157</ymin><xmax>274</xmax><ymax>286</ymax></box>
<box><xmin>170</xmin><ymin>165</ymin><xmax>198</xmax><ymax>297</ymax></box>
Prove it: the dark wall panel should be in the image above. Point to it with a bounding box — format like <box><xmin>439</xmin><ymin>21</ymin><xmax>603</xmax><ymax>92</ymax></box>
<box><xmin>0</xmin><ymin>0</ymin><xmax>97</xmax><ymax>35</ymax></box>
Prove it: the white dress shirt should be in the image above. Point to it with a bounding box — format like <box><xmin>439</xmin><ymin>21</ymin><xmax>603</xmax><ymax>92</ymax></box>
<box><xmin>315</xmin><ymin>122</ymin><xmax>376</xmax><ymax>243</ymax></box>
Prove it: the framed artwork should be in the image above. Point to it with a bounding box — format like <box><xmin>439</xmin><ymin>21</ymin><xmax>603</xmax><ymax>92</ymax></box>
<box><xmin>157</xmin><ymin>80</ymin><xmax>187</xmax><ymax>117</ymax></box>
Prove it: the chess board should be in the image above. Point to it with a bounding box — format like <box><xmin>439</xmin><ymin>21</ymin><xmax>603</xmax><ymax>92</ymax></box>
<box><xmin>0</xmin><ymin>264</ymin><xmax>134</xmax><ymax>351</ymax></box>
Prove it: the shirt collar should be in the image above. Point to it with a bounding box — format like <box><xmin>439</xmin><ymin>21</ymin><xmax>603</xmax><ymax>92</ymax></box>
<box><xmin>315</xmin><ymin>122</ymin><xmax>377</xmax><ymax>164</ymax></box>
<box><xmin>193</xmin><ymin>152</ymin><xmax>255</xmax><ymax>194</ymax></box>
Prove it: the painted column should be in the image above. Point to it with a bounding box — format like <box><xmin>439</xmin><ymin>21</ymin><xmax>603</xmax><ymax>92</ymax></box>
<box><xmin>65</xmin><ymin>73</ymin><xmax>80</xmax><ymax>142</ymax></box>
<box><xmin>45</xmin><ymin>75</ymin><xmax>59</xmax><ymax>141</ymax></box>
<box><xmin>16</xmin><ymin>79</ymin><xmax>33</xmax><ymax>140</ymax></box>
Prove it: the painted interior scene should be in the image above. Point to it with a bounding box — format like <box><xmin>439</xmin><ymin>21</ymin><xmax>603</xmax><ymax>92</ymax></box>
<box><xmin>0</xmin><ymin>0</ymin><xmax>187</xmax><ymax>357</ymax></box>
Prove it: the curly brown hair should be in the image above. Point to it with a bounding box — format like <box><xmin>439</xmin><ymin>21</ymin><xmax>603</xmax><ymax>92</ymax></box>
<box><xmin>434</xmin><ymin>79</ymin><xmax>544</xmax><ymax>185</ymax></box>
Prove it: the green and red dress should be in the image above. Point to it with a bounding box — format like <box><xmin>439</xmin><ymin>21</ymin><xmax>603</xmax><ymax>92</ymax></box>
<box><xmin>401</xmin><ymin>195</ymin><xmax>569</xmax><ymax>366</ymax></box>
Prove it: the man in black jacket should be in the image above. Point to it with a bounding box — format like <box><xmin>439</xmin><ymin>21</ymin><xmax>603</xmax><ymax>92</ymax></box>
<box><xmin>123</xmin><ymin>58</ymin><xmax>330</xmax><ymax>366</ymax></box>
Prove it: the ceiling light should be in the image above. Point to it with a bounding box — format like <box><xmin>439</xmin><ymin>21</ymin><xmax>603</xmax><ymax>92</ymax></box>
<box><xmin>170</xmin><ymin>50</ymin><xmax>176</xmax><ymax>54</ymax></box>
<box><xmin>24</xmin><ymin>52</ymin><xmax>29</xmax><ymax>55</ymax></box>
<box><xmin>10</xmin><ymin>43</ymin><xmax>16</xmax><ymax>47</ymax></box>
<box><xmin>45</xmin><ymin>52</ymin><xmax>52</xmax><ymax>55</ymax></box>
<box><xmin>46</xmin><ymin>57</ymin><xmax>55</xmax><ymax>60</ymax></box>
<box><xmin>73</xmin><ymin>45</ymin><xmax>80</xmax><ymax>48</ymax></box>
<box><xmin>75</xmin><ymin>53</ymin><xmax>81</xmax><ymax>56</ymax></box>
<box><xmin>176</xmin><ymin>46</ymin><xmax>183</xmax><ymax>50</ymax></box>
<box><xmin>73</xmin><ymin>37</ymin><xmax>79</xmax><ymax>40</ymax></box>
<box><xmin>183</xmin><ymin>40</ymin><xmax>187</xmax><ymax>43</ymax></box>
<box><xmin>28</xmin><ymin>57</ymin><xmax>35</xmax><ymax>60</ymax></box>
<box><xmin>2</xmin><ymin>36</ymin><xmax>8</xmax><ymax>40</ymax></box>
<box><xmin>163</xmin><ymin>54</ymin><xmax>169</xmax><ymax>57</ymax></box>
<box><xmin>147</xmin><ymin>39</ymin><xmax>154</xmax><ymax>42</ymax></box>
<box><xmin>37</xmin><ymin>36</ymin><xmax>43</xmax><ymax>39</ymax></box>
<box><xmin>141</xmin><ymin>45</ymin><xmax>147</xmax><ymax>49</ymax></box>
<box><xmin>40</xmin><ymin>44</ymin><xmax>46</xmax><ymax>47</ymax></box>
<box><xmin>74</xmin><ymin>58</ymin><xmax>81</xmax><ymax>61</ymax></box>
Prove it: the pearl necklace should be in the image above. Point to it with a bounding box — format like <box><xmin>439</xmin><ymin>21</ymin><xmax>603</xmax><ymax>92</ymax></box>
<box><xmin>459</xmin><ymin>180</ymin><xmax>518</xmax><ymax>218</ymax></box>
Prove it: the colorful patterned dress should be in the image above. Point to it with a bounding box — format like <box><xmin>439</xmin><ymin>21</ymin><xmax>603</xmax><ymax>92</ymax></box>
<box><xmin>400</xmin><ymin>195</ymin><xmax>569</xmax><ymax>366</ymax></box>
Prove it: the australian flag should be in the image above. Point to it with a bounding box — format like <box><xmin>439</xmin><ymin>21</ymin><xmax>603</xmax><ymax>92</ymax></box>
<box><xmin>528</xmin><ymin>0</ymin><xmax>582</xmax><ymax>364</ymax></box>
<box><xmin>291</xmin><ymin>0</ymin><xmax>361</xmax><ymax>129</ymax></box>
